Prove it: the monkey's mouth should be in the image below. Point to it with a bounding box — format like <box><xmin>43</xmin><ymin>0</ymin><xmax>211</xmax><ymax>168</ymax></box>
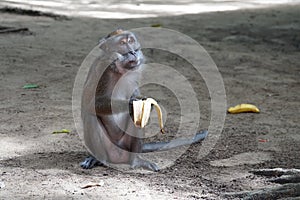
<box><xmin>125</xmin><ymin>60</ymin><xmax>140</xmax><ymax>69</ymax></box>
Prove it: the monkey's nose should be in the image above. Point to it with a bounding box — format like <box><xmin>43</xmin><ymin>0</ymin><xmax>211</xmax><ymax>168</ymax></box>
<box><xmin>129</xmin><ymin>51</ymin><xmax>136</xmax><ymax>56</ymax></box>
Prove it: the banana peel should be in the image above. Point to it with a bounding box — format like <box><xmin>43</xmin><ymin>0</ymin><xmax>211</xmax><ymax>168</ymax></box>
<box><xmin>133</xmin><ymin>98</ymin><xmax>165</xmax><ymax>133</ymax></box>
<box><xmin>228</xmin><ymin>104</ymin><xmax>260</xmax><ymax>114</ymax></box>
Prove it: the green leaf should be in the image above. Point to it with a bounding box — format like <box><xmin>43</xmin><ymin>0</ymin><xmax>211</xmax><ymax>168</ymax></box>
<box><xmin>52</xmin><ymin>129</ymin><xmax>70</xmax><ymax>134</ymax></box>
<box><xmin>23</xmin><ymin>84</ymin><xmax>39</xmax><ymax>89</ymax></box>
<box><xmin>151</xmin><ymin>24</ymin><xmax>162</xmax><ymax>28</ymax></box>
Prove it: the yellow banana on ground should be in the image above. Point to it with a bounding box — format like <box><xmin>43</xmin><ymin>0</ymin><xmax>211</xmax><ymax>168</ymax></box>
<box><xmin>133</xmin><ymin>98</ymin><xmax>165</xmax><ymax>133</ymax></box>
<box><xmin>228</xmin><ymin>103</ymin><xmax>260</xmax><ymax>114</ymax></box>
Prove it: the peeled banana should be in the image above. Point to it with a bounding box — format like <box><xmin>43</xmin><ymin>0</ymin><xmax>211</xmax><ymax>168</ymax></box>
<box><xmin>133</xmin><ymin>98</ymin><xmax>165</xmax><ymax>133</ymax></box>
<box><xmin>228</xmin><ymin>104</ymin><xmax>260</xmax><ymax>114</ymax></box>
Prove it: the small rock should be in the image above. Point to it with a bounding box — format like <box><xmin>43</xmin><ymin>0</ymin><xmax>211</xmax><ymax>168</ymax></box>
<box><xmin>0</xmin><ymin>182</ymin><xmax>5</xmax><ymax>189</ymax></box>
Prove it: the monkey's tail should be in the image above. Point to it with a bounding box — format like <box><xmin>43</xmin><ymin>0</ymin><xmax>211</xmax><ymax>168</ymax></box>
<box><xmin>142</xmin><ymin>130</ymin><xmax>208</xmax><ymax>153</ymax></box>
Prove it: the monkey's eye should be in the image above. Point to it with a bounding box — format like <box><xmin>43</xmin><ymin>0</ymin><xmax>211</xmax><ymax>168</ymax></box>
<box><xmin>128</xmin><ymin>37</ymin><xmax>135</xmax><ymax>44</ymax></box>
<box><xmin>120</xmin><ymin>39</ymin><xmax>126</xmax><ymax>45</ymax></box>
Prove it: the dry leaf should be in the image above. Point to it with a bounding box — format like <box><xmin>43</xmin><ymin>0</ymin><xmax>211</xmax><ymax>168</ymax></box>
<box><xmin>81</xmin><ymin>181</ymin><xmax>104</xmax><ymax>189</ymax></box>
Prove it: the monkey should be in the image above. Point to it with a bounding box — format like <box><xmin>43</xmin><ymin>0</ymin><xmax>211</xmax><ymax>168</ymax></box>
<box><xmin>80</xmin><ymin>29</ymin><xmax>208</xmax><ymax>172</ymax></box>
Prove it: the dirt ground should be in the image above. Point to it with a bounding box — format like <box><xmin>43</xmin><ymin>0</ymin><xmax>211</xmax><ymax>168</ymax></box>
<box><xmin>0</xmin><ymin>4</ymin><xmax>299</xmax><ymax>200</ymax></box>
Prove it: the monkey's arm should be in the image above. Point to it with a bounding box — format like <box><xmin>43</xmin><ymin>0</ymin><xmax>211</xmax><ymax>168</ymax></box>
<box><xmin>82</xmin><ymin>68</ymin><xmax>132</xmax><ymax>116</ymax></box>
<box><xmin>93</xmin><ymin>87</ymin><xmax>143</xmax><ymax>116</ymax></box>
<box><xmin>94</xmin><ymin>96</ymin><xmax>130</xmax><ymax>115</ymax></box>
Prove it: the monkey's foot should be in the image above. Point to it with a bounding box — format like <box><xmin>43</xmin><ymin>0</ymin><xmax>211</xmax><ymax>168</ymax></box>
<box><xmin>80</xmin><ymin>156</ymin><xmax>102</xmax><ymax>169</ymax></box>
<box><xmin>223</xmin><ymin>168</ymin><xmax>300</xmax><ymax>199</ymax></box>
<box><xmin>130</xmin><ymin>157</ymin><xmax>160</xmax><ymax>172</ymax></box>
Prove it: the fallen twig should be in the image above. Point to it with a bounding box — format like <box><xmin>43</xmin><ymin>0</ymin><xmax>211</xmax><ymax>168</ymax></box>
<box><xmin>224</xmin><ymin>168</ymin><xmax>300</xmax><ymax>199</ymax></box>
<box><xmin>0</xmin><ymin>27</ymin><xmax>29</xmax><ymax>34</ymax></box>
<box><xmin>0</xmin><ymin>7</ymin><xmax>68</xmax><ymax>20</ymax></box>
<box><xmin>81</xmin><ymin>181</ymin><xmax>104</xmax><ymax>189</ymax></box>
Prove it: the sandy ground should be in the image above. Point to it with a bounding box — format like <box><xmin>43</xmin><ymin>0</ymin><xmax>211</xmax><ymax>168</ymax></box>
<box><xmin>0</xmin><ymin>4</ymin><xmax>299</xmax><ymax>200</ymax></box>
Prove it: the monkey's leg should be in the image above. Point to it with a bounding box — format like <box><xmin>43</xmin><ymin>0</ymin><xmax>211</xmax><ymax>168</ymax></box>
<box><xmin>124</xmin><ymin>126</ymin><xmax>160</xmax><ymax>172</ymax></box>
<box><xmin>130</xmin><ymin>156</ymin><xmax>160</xmax><ymax>172</ymax></box>
<box><xmin>80</xmin><ymin>156</ymin><xmax>103</xmax><ymax>169</ymax></box>
<box><xmin>142</xmin><ymin>130</ymin><xmax>208</xmax><ymax>153</ymax></box>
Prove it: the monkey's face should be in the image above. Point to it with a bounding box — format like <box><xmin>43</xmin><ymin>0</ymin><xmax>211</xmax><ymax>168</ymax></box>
<box><xmin>99</xmin><ymin>32</ymin><xmax>144</xmax><ymax>74</ymax></box>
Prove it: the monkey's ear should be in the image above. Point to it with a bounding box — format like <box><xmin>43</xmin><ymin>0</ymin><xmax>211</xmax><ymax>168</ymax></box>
<box><xmin>99</xmin><ymin>38</ymin><xmax>111</xmax><ymax>53</ymax></box>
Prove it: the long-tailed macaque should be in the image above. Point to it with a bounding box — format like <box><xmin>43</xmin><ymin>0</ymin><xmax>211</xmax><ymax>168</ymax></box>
<box><xmin>80</xmin><ymin>29</ymin><xmax>208</xmax><ymax>171</ymax></box>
